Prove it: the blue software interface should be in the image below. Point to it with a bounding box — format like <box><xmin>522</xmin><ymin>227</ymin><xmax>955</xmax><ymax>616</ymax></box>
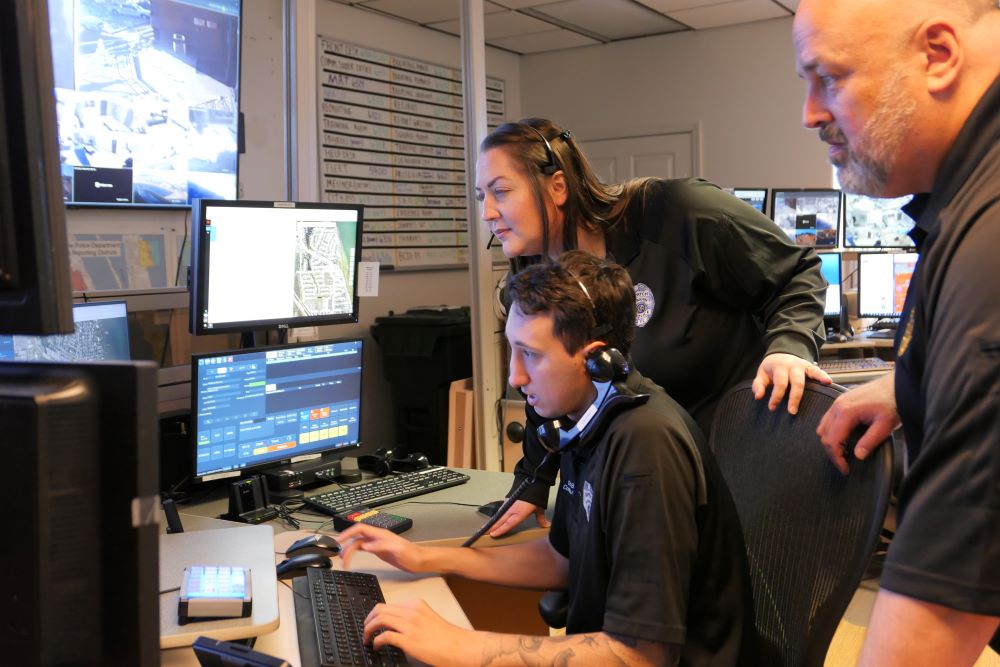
<box><xmin>194</xmin><ymin>339</ymin><xmax>363</xmax><ymax>478</ymax></box>
<box><xmin>819</xmin><ymin>253</ymin><xmax>842</xmax><ymax>317</ymax></box>
<box><xmin>0</xmin><ymin>301</ymin><xmax>130</xmax><ymax>361</ymax></box>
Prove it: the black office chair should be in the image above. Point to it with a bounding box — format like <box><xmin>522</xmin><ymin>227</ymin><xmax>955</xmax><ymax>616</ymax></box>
<box><xmin>710</xmin><ymin>380</ymin><xmax>893</xmax><ymax>667</ymax></box>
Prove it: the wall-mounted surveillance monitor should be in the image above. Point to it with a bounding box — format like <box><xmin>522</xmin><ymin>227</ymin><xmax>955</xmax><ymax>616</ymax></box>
<box><xmin>770</xmin><ymin>189</ymin><xmax>842</xmax><ymax>248</ymax></box>
<box><xmin>192</xmin><ymin>338</ymin><xmax>364</xmax><ymax>481</ymax></box>
<box><xmin>725</xmin><ymin>188</ymin><xmax>768</xmax><ymax>215</ymax></box>
<box><xmin>189</xmin><ymin>200</ymin><xmax>363</xmax><ymax>335</ymax></box>
<box><xmin>858</xmin><ymin>252</ymin><xmax>918</xmax><ymax>318</ymax></box>
<box><xmin>843</xmin><ymin>193</ymin><xmax>915</xmax><ymax>248</ymax></box>
<box><xmin>48</xmin><ymin>0</ymin><xmax>242</xmax><ymax>207</ymax></box>
<box><xmin>0</xmin><ymin>300</ymin><xmax>130</xmax><ymax>361</ymax></box>
<box><xmin>818</xmin><ymin>252</ymin><xmax>842</xmax><ymax>318</ymax></box>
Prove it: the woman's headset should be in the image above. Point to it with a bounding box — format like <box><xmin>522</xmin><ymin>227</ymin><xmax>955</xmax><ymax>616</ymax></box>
<box><xmin>534</xmin><ymin>272</ymin><xmax>648</xmax><ymax>454</ymax></box>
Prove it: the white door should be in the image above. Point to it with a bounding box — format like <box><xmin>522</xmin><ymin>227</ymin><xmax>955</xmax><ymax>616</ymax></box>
<box><xmin>580</xmin><ymin>131</ymin><xmax>697</xmax><ymax>183</ymax></box>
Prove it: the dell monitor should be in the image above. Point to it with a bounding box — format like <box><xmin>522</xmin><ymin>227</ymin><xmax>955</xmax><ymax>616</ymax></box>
<box><xmin>858</xmin><ymin>252</ymin><xmax>918</xmax><ymax>319</ymax></box>
<box><xmin>844</xmin><ymin>193</ymin><xmax>916</xmax><ymax>248</ymax></box>
<box><xmin>770</xmin><ymin>189</ymin><xmax>842</xmax><ymax>248</ymax></box>
<box><xmin>725</xmin><ymin>188</ymin><xmax>768</xmax><ymax>215</ymax></box>
<box><xmin>0</xmin><ymin>300</ymin><xmax>130</xmax><ymax>361</ymax></box>
<box><xmin>190</xmin><ymin>200</ymin><xmax>363</xmax><ymax>335</ymax></box>
<box><xmin>192</xmin><ymin>338</ymin><xmax>364</xmax><ymax>481</ymax></box>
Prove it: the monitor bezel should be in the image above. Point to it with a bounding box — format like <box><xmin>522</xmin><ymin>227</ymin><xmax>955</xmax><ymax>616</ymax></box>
<box><xmin>189</xmin><ymin>199</ymin><xmax>364</xmax><ymax>335</ymax></box>
<box><xmin>842</xmin><ymin>193</ymin><xmax>916</xmax><ymax>249</ymax></box>
<box><xmin>818</xmin><ymin>251</ymin><xmax>843</xmax><ymax>319</ymax></box>
<box><xmin>768</xmin><ymin>187</ymin><xmax>843</xmax><ymax>249</ymax></box>
<box><xmin>729</xmin><ymin>187</ymin><xmax>769</xmax><ymax>217</ymax></box>
<box><xmin>856</xmin><ymin>251</ymin><xmax>919</xmax><ymax>319</ymax></box>
<box><xmin>190</xmin><ymin>337</ymin><xmax>365</xmax><ymax>482</ymax></box>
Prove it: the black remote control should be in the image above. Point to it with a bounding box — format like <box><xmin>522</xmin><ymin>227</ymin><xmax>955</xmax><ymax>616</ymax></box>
<box><xmin>333</xmin><ymin>506</ymin><xmax>412</xmax><ymax>534</ymax></box>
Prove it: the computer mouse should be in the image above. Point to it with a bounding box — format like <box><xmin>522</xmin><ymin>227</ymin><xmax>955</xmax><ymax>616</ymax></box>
<box><xmin>275</xmin><ymin>553</ymin><xmax>333</xmax><ymax>580</ymax></box>
<box><xmin>285</xmin><ymin>533</ymin><xmax>341</xmax><ymax>557</ymax></box>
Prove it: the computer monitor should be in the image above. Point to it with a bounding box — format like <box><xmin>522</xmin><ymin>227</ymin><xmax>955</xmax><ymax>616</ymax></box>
<box><xmin>843</xmin><ymin>193</ymin><xmax>915</xmax><ymax>248</ymax></box>
<box><xmin>0</xmin><ymin>360</ymin><xmax>159</xmax><ymax>665</ymax></box>
<box><xmin>770</xmin><ymin>188</ymin><xmax>842</xmax><ymax>248</ymax></box>
<box><xmin>192</xmin><ymin>338</ymin><xmax>364</xmax><ymax>481</ymax></box>
<box><xmin>725</xmin><ymin>188</ymin><xmax>768</xmax><ymax>215</ymax></box>
<box><xmin>819</xmin><ymin>252</ymin><xmax>842</xmax><ymax>319</ymax></box>
<box><xmin>858</xmin><ymin>252</ymin><xmax>919</xmax><ymax>318</ymax></box>
<box><xmin>0</xmin><ymin>300</ymin><xmax>130</xmax><ymax>361</ymax></box>
<box><xmin>189</xmin><ymin>200</ymin><xmax>363</xmax><ymax>335</ymax></box>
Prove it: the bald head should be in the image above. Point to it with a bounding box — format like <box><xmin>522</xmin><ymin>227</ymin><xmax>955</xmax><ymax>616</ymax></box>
<box><xmin>794</xmin><ymin>0</ymin><xmax>1000</xmax><ymax>196</ymax></box>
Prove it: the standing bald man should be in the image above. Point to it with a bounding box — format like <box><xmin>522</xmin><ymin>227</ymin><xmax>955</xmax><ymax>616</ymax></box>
<box><xmin>794</xmin><ymin>1</ymin><xmax>1000</xmax><ymax>665</ymax></box>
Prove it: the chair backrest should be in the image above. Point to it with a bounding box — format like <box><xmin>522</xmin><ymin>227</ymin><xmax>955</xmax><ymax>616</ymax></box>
<box><xmin>710</xmin><ymin>380</ymin><xmax>892</xmax><ymax>667</ymax></box>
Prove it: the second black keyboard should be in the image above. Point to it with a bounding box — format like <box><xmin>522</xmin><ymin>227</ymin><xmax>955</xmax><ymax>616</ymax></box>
<box><xmin>305</xmin><ymin>568</ymin><xmax>408</xmax><ymax>667</ymax></box>
<box><xmin>304</xmin><ymin>466</ymin><xmax>470</xmax><ymax>516</ymax></box>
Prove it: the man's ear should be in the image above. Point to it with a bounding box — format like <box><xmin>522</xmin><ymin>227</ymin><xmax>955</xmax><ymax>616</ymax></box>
<box><xmin>918</xmin><ymin>19</ymin><xmax>963</xmax><ymax>96</ymax></box>
<box><xmin>548</xmin><ymin>170</ymin><xmax>568</xmax><ymax>207</ymax></box>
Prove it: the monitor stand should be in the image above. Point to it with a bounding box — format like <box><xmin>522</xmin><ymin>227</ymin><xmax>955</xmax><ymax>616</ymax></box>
<box><xmin>261</xmin><ymin>453</ymin><xmax>351</xmax><ymax>497</ymax></box>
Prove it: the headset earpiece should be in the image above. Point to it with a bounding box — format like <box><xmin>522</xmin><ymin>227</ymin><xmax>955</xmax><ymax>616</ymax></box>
<box><xmin>584</xmin><ymin>346</ymin><xmax>629</xmax><ymax>383</ymax></box>
<box><xmin>535</xmin><ymin>382</ymin><xmax>649</xmax><ymax>454</ymax></box>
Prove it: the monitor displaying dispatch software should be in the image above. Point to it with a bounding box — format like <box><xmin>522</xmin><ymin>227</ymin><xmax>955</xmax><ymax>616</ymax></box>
<box><xmin>189</xmin><ymin>200</ymin><xmax>363</xmax><ymax>334</ymax></box>
<box><xmin>858</xmin><ymin>252</ymin><xmax>919</xmax><ymax>318</ymax></box>
<box><xmin>725</xmin><ymin>188</ymin><xmax>768</xmax><ymax>215</ymax></box>
<box><xmin>192</xmin><ymin>339</ymin><xmax>364</xmax><ymax>479</ymax></box>
<box><xmin>0</xmin><ymin>301</ymin><xmax>130</xmax><ymax>361</ymax></box>
<box><xmin>844</xmin><ymin>193</ymin><xmax>916</xmax><ymax>248</ymax></box>
<box><xmin>819</xmin><ymin>253</ymin><xmax>842</xmax><ymax>318</ymax></box>
<box><xmin>770</xmin><ymin>189</ymin><xmax>842</xmax><ymax>248</ymax></box>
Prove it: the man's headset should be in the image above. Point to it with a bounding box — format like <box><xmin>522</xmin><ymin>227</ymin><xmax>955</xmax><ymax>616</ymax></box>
<box><xmin>533</xmin><ymin>272</ymin><xmax>648</xmax><ymax>454</ymax></box>
<box><xmin>486</xmin><ymin>124</ymin><xmax>573</xmax><ymax>250</ymax></box>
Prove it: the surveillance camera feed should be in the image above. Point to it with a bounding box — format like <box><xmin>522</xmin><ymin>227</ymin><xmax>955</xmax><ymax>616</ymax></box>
<box><xmin>843</xmin><ymin>194</ymin><xmax>915</xmax><ymax>248</ymax></box>
<box><xmin>771</xmin><ymin>189</ymin><xmax>841</xmax><ymax>248</ymax></box>
<box><xmin>48</xmin><ymin>0</ymin><xmax>241</xmax><ymax>207</ymax></box>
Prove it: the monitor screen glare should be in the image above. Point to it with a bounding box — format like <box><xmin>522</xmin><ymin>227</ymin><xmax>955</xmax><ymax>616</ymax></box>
<box><xmin>48</xmin><ymin>0</ymin><xmax>242</xmax><ymax>207</ymax></box>
<box><xmin>858</xmin><ymin>252</ymin><xmax>918</xmax><ymax>318</ymax></box>
<box><xmin>193</xmin><ymin>339</ymin><xmax>363</xmax><ymax>479</ymax></box>
<box><xmin>844</xmin><ymin>194</ymin><xmax>915</xmax><ymax>248</ymax></box>
<box><xmin>819</xmin><ymin>253</ymin><xmax>842</xmax><ymax>317</ymax></box>
<box><xmin>0</xmin><ymin>301</ymin><xmax>130</xmax><ymax>361</ymax></box>
<box><xmin>192</xmin><ymin>201</ymin><xmax>362</xmax><ymax>334</ymax></box>
<box><xmin>771</xmin><ymin>189</ymin><xmax>842</xmax><ymax>248</ymax></box>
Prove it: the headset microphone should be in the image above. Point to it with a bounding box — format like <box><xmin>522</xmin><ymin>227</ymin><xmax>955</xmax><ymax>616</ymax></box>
<box><xmin>487</xmin><ymin>232</ymin><xmax>496</xmax><ymax>250</ymax></box>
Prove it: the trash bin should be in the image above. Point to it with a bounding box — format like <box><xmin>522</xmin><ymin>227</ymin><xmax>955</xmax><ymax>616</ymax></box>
<box><xmin>371</xmin><ymin>306</ymin><xmax>472</xmax><ymax>465</ymax></box>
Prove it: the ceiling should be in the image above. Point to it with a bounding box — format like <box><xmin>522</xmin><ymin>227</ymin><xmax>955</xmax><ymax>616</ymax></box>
<box><xmin>329</xmin><ymin>0</ymin><xmax>801</xmax><ymax>54</ymax></box>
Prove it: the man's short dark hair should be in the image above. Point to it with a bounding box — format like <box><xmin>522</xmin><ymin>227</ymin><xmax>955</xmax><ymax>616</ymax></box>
<box><xmin>506</xmin><ymin>250</ymin><xmax>635</xmax><ymax>356</ymax></box>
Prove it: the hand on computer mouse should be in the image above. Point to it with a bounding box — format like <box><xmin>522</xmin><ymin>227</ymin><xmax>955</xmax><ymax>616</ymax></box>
<box><xmin>285</xmin><ymin>533</ymin><xmax>341</xmax><ymax>557</ymax></box>
<box><xmin>275</xmin><ymin>553</ymin><xmax>332</xmax><ymax>579</ymax></box>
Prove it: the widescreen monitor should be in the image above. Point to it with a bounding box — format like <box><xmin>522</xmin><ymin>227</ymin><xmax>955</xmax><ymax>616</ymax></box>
<box><xmin>192</xmin><ymin>338</ymin><xmax>364</xmax><ymax>480</ymax></box>
<box><xmin>844</xmin><ymin>193</ymin><xmax>915</xmax><ymax>248</ymax></box>
<box><xmin>858</xmin><ymin>252</ymin><xmax>918</xmax><ymax>318</ymax></box>
<box><xmin>48</xmin><ymin>0</ymin><xmax>242</xmax><ymax>207</ymax></box>
<box><xmin>0</xmin><ymin>300</ymin><xmax>130</xmax><ymax>361</ymax></box>
<box><xmin>725</xmin><ymin>187</ymin><xmax>768</xmax><ymax>215</ymax></box>
<box><xmin>189</xmin><ymin>200</ymin><xmax>363</xmax><ymax>334</ymax></box>
<box><xmin>770</xmin><ymin>188</ymin><xmax>842</xmax><ymax>248</ymax></box>
<box><xmin>819</xmin><ymin>252</ymin><xmax>842</xmax><ymax>318</ymax></box>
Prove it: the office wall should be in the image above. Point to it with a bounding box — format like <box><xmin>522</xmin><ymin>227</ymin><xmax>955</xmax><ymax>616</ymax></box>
<box><xmin>519</xmin><ymin>16</ymin><xmax>831</xmax><ymax>189</ymax></box>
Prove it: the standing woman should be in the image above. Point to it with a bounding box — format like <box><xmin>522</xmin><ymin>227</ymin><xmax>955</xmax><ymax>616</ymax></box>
<box><xmin>477</xmin><ymin>118</ymin><xmax>831</xmax><ymax>536</ymax></box>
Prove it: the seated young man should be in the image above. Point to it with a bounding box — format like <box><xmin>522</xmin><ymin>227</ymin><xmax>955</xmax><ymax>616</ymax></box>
<box><xmin>338</xmin><ymin>251</ymin><xmax>755</xmax><ymax>666</ymax></box>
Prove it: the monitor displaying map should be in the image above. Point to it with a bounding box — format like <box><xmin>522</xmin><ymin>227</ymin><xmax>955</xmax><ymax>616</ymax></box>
<box><xmin>0</xmin><ymin>301</ymin><xmax>130</xmax><ymax>361</ymax></box>
<box><xmin>189</xmin><ymin>200</ymin><xmax>363</xmax><ymax>334</ymax></box>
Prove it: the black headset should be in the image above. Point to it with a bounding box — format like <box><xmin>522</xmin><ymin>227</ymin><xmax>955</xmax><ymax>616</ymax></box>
<box><xmin>534</xmin><ymin>271</ymin><xmax>647</xmax><ymax>454</ymax></box>
<box><xmin>524</xmin><ymin>125</ymin><xmax>572</xmax><ymax>176</ymax></box>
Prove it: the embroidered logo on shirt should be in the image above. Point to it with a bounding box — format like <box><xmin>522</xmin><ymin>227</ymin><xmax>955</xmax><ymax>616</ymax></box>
<box><xmin>634</xmin><ymin>283</ymin><xmax>654</xmax><ymax>327</ymax></box>
<box><xmin>897</xmin><ymin>308</ymin><xmax>914</xmax><ymax>358</ymax></box>
<box><xmin>582</xmin><ymin>481</ymin><xmax>593</xmax><ymax>522</ymax></box>
<box><xmin>562</xmin><ymin>480</ymin><xmax>576</xmax><ymax>496</ymax></box>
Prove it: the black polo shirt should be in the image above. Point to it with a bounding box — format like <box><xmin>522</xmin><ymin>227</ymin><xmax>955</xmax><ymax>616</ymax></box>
<box><xmin>884</xmin><ymin>74</ymin><xmax>1000</xmax><ymax>640</ymax></box>
<box><xmin>548</xmin><ymin>370</ymin><xmax>755</xmax><ymax>665</ymax></box>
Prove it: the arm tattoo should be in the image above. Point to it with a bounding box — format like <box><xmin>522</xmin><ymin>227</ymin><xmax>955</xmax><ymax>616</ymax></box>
<box><xmin>481</xmin><ymin>632</ymin><xmax>675</xmax><ymax>666</ymax></box>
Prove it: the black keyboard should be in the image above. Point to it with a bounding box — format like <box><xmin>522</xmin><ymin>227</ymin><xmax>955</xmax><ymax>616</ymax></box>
<box><xmin>304</xmin><ymin>568</ymin><xmax>408</xmax><ymax>667</ymax></box>
<box><xmin>819</xmin><ymin>357</ymin><xmax>894</xmax><ymax>373</ymax></box>
<box><xmin>304</xmin><ymin>467</ymin><xmax>470</xmax><ymax>516</ymax></box>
